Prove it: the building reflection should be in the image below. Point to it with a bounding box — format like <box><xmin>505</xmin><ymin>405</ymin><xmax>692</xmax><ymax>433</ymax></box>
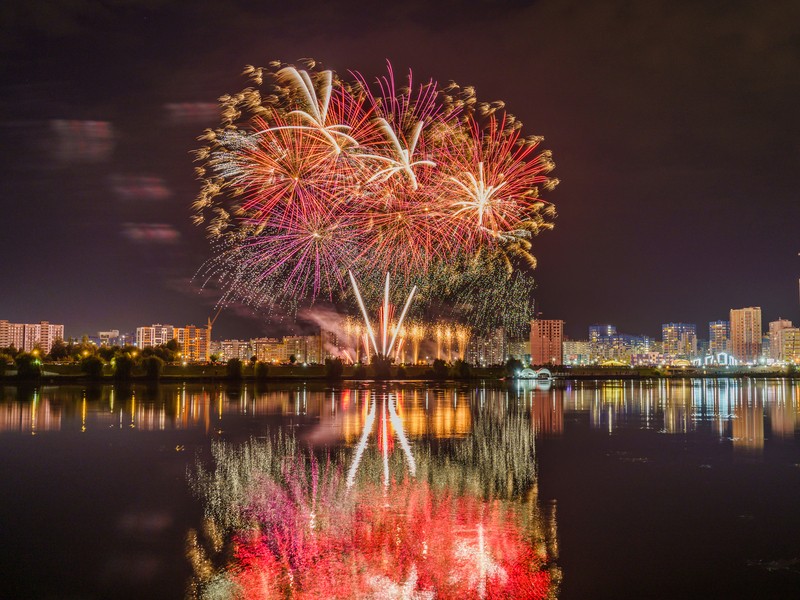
<box><xmin>731</xmin><ymin>390</ymin><xmax>765</xmax><ymax>451</ymax></box>
<box><xmin>556</xmin><ymin>379</ymin><xmax>799</xmax><ymax>449</ymax></box>
<box><xmin>764</xmin><ymin>380</ymin><xmax>799</xmax><ymax>439</ymax></box>
<box><xmin>0</xmin><ymin>380</ymin><xmax>797</xmax><ymax>451</ymax></box>
<box><xmin>0</xmin><ymin>387</ymin><xmax>62</xmax><ymax>434</ymax></box>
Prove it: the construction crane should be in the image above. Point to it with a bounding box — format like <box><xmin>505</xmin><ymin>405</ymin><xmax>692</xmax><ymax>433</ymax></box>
<box><xmin>204</xmin><ymin>306</ymin><xmax>223</xmax><ymax>362</ymax></box>
<box><xmin>208</xmin><ymin>306</ymin><xmax>223</xmax><ymax>341</ymax></box>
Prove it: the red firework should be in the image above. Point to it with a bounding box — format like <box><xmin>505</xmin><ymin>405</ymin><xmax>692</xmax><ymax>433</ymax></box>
<box><xmin>194</xmin><ymin>60</ymin><xmax>557</xmax><ymax>304</ymax></box>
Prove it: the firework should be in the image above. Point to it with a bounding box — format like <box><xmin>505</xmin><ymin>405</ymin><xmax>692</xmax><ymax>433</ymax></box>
<box><xmin>348</xmin><ymin>270</ymin><xmax>416</xmax><ymax>360</ymax></box>
<box><xmin>456</xmin><ymin>324</ymin><xmax>471</xmax><ymax>360</ymax></box>
<box><xmin>407</xmin><ymin>322</ymin><xmax>426</xmax><ymax>364</ymax></box>
<box><xmin>435</xmin><ymin>323</ymin><xmax>444</xmax><ymax>360</ymax></box>
<box><xmin>194</xmin><ymin>60</ymin><xmax>558</xmax><ymax>334</ymax></box>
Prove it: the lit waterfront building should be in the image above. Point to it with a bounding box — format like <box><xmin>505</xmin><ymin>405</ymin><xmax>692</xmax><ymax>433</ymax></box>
<box><xmin>134</xmin><ymin>323</ymin><xmax>210</xmax><ymax>361</ymax></box>
<box><xmin>761</xmin><ymin>334</ymin><xmax>771</xmax><ymax>361</ymax></box>
<box><xmin>0</xmin><ymin>320</ymin><xmax>64</xmax><ymax>354</ymax></box>
<box><xmin>661</xmin><ymin>323</ymin><xmax>697</xmax><ymax>360</ymax></box>
<box><xmin>507</xmin><ymin>338</ymin><xmax>531</xmax><ymax>364</ymax></box>
<box><xmin>768</xmin><ymin>318</ymin><xmax>793</xmax><ymax>361</ymax></box>
<box><xmin>608</xmin><ymin>334</ymin><xmax>656</xmax><ymax>363</ymax></box>
<box><xmin>467</xmin><ymin>328</ymin><xmax>506</xmax><ymax>366</ymax></box>
<box><xmin>176</xmin><ymin>324</ymin><xmax>211</xmax><ymax>362</ymax></box>
<box><xmin>730</xmin><ymin>307</ymin><xmax>762</xmax><ymax>363</ymax></box>
<box><xmin>216</xmin><ymin>339</ymin><xmax>252</xmax><ymax>362</ymax></box>
<box><xmin>530</xmin><ymin>320</ymin><xmax>563</xmax><ymax>365</ymax></box>
<box><xmin>563</xmin><ymin>340</ymin><xmax>591</xmax><ymax>365</ymax></box>
<box><xmin>135</xmin><ymin>324</ymin><xmax>175</xmax><ymax>348</ymax></box>
<box><xmin>284</xmin><ymin>334</ymin><xmax>327</xmax><ymax>364</ymax></box>
<box><xmin>252</xmin><ymin>338</ymin><xmax>286</xmax><ymax>363</ymax></box>
<box><xmin>0</xmin><ymin>322</ymin><xmax>24</xmax><ymax>350</ymax></box>
<box><xmin>588</xmin><ymin>324</ymin><xmax>615</xmax><ymax>358</ymax></box>
<box><xmin>631</xmin><ymin>351</ymin><xmax>664</xmax><ymax>366</ymax></box>
<box><xmin>248</xmin><ymin>332</ymin><xmax>331</xmax><ymax>365</ymax></box>
<box><xmin>308</xmin><ymin>333</ymin><xmax>329</xmax><ymax>364</ymax></box>
<box><xmin>708</xmin><ymin>321</ymin><xmax>730</xmax><ymax>354</ymax></box>
<box><xmin>283</xmin><ymin>336</ymin><xmax>306</xmax><ymax>362</ymax></box>
<box><xmin>586</xmin><ymin>325</ymin><xmax>657</xmax><ymax>364</ymax></box>
<box><xmin>781</xmin><ymin>329</ymin><xmax>800</xmax><ymax>363</ymax></box>
<box><xmin>589</xmin><ymin>324</ymin><xmax>617</xmax><ymax>342</ymax></box>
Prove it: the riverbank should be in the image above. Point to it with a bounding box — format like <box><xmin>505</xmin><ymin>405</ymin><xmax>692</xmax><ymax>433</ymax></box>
<box><xmin>0</xmin><ymin>362</ymin><xmax>797</xmax><ymax>384</ymax></box>
<box><xmin>0</xmin><ymin>362</ymin><xmax>502</xmax><ymax>383</ymax></box>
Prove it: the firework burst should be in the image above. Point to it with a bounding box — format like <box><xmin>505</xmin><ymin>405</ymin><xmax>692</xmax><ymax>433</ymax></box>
<box><xmin>193</xmin><ymin>59</ymin><xmax>558</xmax><ymax>334</ymax></box>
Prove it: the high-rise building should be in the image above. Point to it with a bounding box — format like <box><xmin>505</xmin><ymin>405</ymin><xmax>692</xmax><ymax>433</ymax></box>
<box><xmin>467</xmin><ymin>328</ymin><xmax>506</xmax><ymax>366</ymax></box>
<box><xmin>0</xmin><ymin>320</ymin><xmax>64</xmax><ymax>354</ymax></box>
<box><xmin>176</xmin><ymin>324</ymin><xmax>211</xmax><ymax>362</ymax></box>
<box><xmin>596</xmin><ymin>334</ymin><xmax>656</xmax><ymax>363</ymax></box>
<box><xmin>507</xmin><ymin>339</ymin><xmax>531</xmax><ymax>363</ymax></box>
<box><xmin>708</xmin><ymin>320</ymin><xmax>730</xmax><ymax>355</ymax></box>
<box><xmin>0</xmin><ymin>321</ymin><xmax>23</xmax><ymax>350</ymax></box>
<box><xmin>319</xmin><ymin>330</ymin><xmax>340</xmax><ymax>362</ymax></box>
<box><xmin>244</xmin><ymin>333</ymin><xmax>329</xmax><ymax>365</ymax></box>
<box><xmin>135</xmin><ymin>324</ymin><xmax>175</xmax><ymax>348</ymax></box>
<box><xmin>252</xmin><ymin>338</ymin><xmax>286</xmax><ymax>363</ymax></box>
<box><xmin>587</xmin><ymin>324</ymin><xmax>647</xmax><ymax>362</ymax></box>
<box><xmin>215</xmin><ymin>340</ymin><xmax>253</xmax><ymax>362</ymax></box>
<box><xmin>563</xmin><ymin>340</ymin><xmax>591</xmax><ymax>365</ymax></box>
<box><xmin>730</xmin><ymin>307</ymin><xmax>762</xmax><ymax>363</ymax></box>
<box><xmin>283</xmin><ymin>335</ymin><xmax>327</xmax><ymax>364</ymax></box>
<box><xmin>768</xmin><ymin>318</ymin><xmax>793</xmax><ymax>360</ymax></box>
<box><xmin>761</xmin><ymin>335</ymin><xmax>772</xmax><ymax>360</ymax></box>
<box><xmin>531</xmin><ymin>320</ymin><xmax>564</xmax><ymax>365</ymax></box>
<box><xmin>661</xmin><ymin>323</ymin><xmax>697</xmax><ymax>359</ymax></box>
<box><xmin>781</xmin><ymin>329</ymin><xmax>800</xmax><ymax>363</ymax></box>
<box><xmin>589</xmin><ymin>324</ymin><xmax>617</xmax><ymax>343</ymax></box>
<box><xmin>35</xmin><ymin>322</ymin><xmax>63</xmax><ymax>355</ymax></box>
<box><xmin>305</xmin><ymin>333</ymin><xmax>326</xmax><ymax>364</ymax></box>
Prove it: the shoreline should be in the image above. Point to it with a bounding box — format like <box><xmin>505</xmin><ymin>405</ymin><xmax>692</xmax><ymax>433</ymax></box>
<box><xmin>1</xmin><ymin>372</ymin><xmax>798</xmax><ymax>385</ymax></box>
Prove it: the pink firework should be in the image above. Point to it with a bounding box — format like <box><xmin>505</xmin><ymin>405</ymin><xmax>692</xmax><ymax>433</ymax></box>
<box><xmin>442</xmin><ymin>115</ymin><xmax>556</xmax><ymax>253</ymax></box>
<box><xmin>193</xmin><ymin>60</ymin><xmax>558</xmax><ymax>310</ymax></box>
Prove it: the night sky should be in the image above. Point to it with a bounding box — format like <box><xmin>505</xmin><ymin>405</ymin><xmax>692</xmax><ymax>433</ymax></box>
<box><xmin>2</xmin><ymin>0</ymin><xmax>798</xmax><ymax>341</ymax></box>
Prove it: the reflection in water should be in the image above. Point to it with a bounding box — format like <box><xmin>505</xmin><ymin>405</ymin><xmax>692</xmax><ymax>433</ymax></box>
<box><xmin>1</xmin><ymin>380</ymin><xmax>798</xmax><ymax>452</ymax></box>
<box><xmin>186</xmin><ymin>390</ymin><xmax>559</xmax><ymax>599</ymax></box>
<box><xmin>345</xmin><ymin>393</ymin><xmax>417</xmax><ymax>489</ymax></box>
<box><xmin>0</xmin><ymin>387</ymin><xmax>62</xmax><ymax>434</ymax></box>
<box><xmin>1</xmin><ymin>380</ymin><xmax>798</xmax><ymax>597</ymax></box>
<box><xmin>1</xmin><ymin>381</ymin><xmax>799</xmax><ymax>453</ymax></box>
<box><xmin>552</xmin><ymin>379</ymin><xmax>798</xmax><ymax>449</ymax></box>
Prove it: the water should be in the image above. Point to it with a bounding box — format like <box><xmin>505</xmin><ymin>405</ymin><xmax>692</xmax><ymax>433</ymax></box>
<box><xmin>0</xmin><ymin>379</ymin><xmax>798</xmax><ymax>598</ymax></box>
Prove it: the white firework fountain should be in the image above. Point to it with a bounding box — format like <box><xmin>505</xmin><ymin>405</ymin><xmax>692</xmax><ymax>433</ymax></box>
<box><xmin>348</xmin><ymin>271</ymin><xmax>417</xmax><ymax>360</ymax></box>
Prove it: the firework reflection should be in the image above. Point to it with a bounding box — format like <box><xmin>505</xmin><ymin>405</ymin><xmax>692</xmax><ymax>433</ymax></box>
<box><xmin>187</xmin><ymin>391</ymin><xmax>559</xmax><ymax>599</ymax></box>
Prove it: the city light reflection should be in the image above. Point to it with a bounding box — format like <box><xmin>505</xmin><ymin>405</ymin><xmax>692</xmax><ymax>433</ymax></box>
<box><xmin>0</xmin><ymin>381</ymin><xmax>797</xmax><ymax>451</ymax></box>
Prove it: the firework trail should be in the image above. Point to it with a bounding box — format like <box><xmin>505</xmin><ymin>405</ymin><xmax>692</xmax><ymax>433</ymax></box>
<box><xmin>193</xmin><ymin>59</ymin><xmax>558</xmax><ymax>335</ymax></box>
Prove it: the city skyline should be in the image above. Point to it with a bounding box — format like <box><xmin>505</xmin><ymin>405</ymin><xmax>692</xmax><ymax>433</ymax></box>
<box><xmin>2</xmin><ymin>1</ymin><xmax>799</xmax><ymax>341</ymax></box>
<box><xmin>6</xmin><ymin>305</ymin><xmax>799</xmax><ymax>366</ymax></box>
<box><xmin>4</xmin><ymin>295</ymin><xmax>797</xmax><ymax>345</ymax></box>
